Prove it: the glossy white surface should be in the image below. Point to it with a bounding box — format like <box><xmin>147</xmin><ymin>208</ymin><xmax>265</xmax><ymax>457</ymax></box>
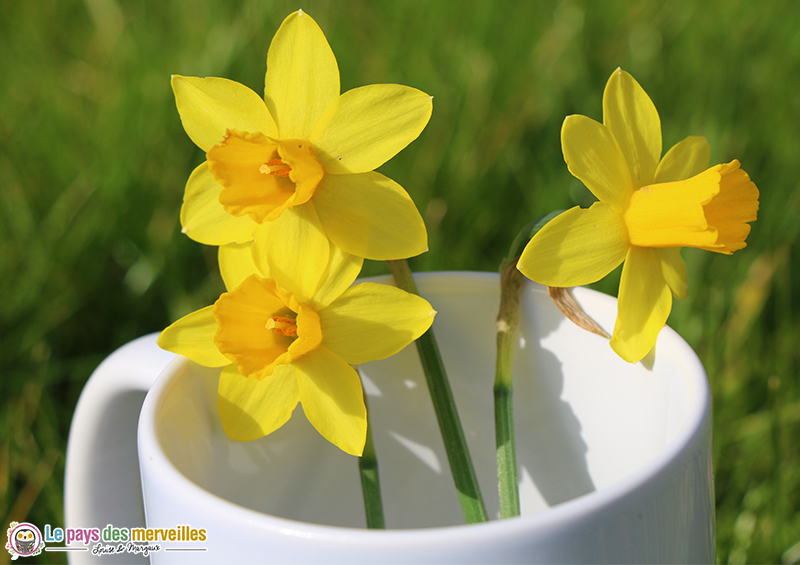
<box><xmin>66</xmin><ymin>273</ymin><xmax>714</xmax><ymax>563</ymax></box>
<box><xmin>65</xmin><ymin>334</ymin><xmax>176</xmax><ymax>564</ymax></box>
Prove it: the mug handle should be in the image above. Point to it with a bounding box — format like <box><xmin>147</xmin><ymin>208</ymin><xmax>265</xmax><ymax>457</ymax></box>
<box><xmin>64</xmin><ymin>333</ymin><xmax>175</xmax><ymax>559</ymax></box>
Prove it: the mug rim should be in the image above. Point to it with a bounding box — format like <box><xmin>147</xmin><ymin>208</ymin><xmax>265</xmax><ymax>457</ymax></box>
<box><xmin>137</xmin><ymin>271</ymin><xmax>710</xmax><ymax>542</ymax></box>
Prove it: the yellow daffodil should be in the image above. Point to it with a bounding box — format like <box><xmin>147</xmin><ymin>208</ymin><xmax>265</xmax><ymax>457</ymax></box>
<box><xmin>172</xmin><ymin>10</ymin><xmax>432</xmax><ymax>287</ymax></box>
<box><xmin>518</xmin><ymin>69</ymin><xmax>758</xmax><ymax>363</ymax></box>
<box><xmin>157</xmin><ymin>243</ymin><xmax>436</xmax><ymax>456</ymax></box>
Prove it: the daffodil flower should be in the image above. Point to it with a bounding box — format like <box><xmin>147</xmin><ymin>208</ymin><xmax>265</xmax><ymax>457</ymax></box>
<box><xmin>518</xmin><ymin>69</ymin><xmax>758</xmax><ymax>363</ymax></box>
<box><xmin>157</xmin><ymin>244</ymin><xmax>436</xmax><ymax>456</ymax></box>
<box><xmin>173</xmin><ymin>10</ymin><xmax>432</xmax><ymax>284</ymax></box>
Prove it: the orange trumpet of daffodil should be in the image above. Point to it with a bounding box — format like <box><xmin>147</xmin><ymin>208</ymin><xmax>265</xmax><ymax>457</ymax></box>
<box><xmin>518</xmin><ymin>69</ymin><xmax>758</xmax><ymax>363</ymax></box>
<box><xmin>157</xmin><ymin>243</ymin><xmax>435</xmax><ymax>456</ymax></box>
<box><xmin>173</xmin><ymin>10</ymin><xmax>431</xmax><ymax>284</ymax></box>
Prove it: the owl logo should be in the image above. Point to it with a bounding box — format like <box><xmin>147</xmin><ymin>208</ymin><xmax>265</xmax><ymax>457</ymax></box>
<box><xmin>15</xmin><ymin>529</ymin><xmax>35</xmax><ymax>553</ymax></box>
<box><xmin>5</xmin><ymin>522</ymin><xmax>44</xmax><ymax>560</ymax></box>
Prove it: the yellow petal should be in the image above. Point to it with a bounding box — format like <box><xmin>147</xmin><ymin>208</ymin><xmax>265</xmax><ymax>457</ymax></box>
<box><xmin>250</xmin><ymin>222</ymin><xmax>362</xmax><ymax>310</ymax></box>
<box><xmin>610</xmin><ymin>246</ymin><xmax>673</xmax><ymax>363</ymax></box>
<box><xmin>251</xmin><ymin>204</ymin><xmax>331</xmax><ymax>302</ymax></box>
<box><xmin>218</xmin><ymin>242</ymin><xmax>259</xmax><ymax>292</ymax></box>
<box><xmin>656</xmin><ymin>248</ymin><xmax>688</xmax><ymax>300</ymax></box>
<box><xmin>602</xmin><ymin>69</ymin><xmax>661</xmax><ymax>188</ymax></box>
<box><xmin>294</xmin><ymin>347</ymin><xmax>367</xmax><ymax>456</ymax></box>
<box><xmin>308</xmin><ymin>245</ymin><xmax>364</xmax><ymax>310</ymax></box>
<box><xmin>310</xmin><ymin>84</ymin><xmax>433</xmax><ymax>174</ymax></box>
<box><xmin>517</xmin><ymin>203</ymin><xmax>629</xmax><ymax>287</ymax></box>
<box><xmin>180</xmin><ymin>163</ymin><xmax>258</xmax><ymax>245</ymax></box>
<box><xmin>654</xmin><ymin>136</ymin><xmax>710</xmax><ymax>184</ymax></box>
<box><xmin>319</xmin><ymin>282</ymin><xmax>436</xmax><ymax>364</ymax></box>
<box><xmin>157</xmin><ymin>305</ymin><xmax>230</xmax><ymax>367</ymax></box>
<box><xmin>217</xmin><ymin>364</ymin><xmax>300</xmax><ymax>441</ymax></box>
<box><xmin>172</xmin><ymin>75</ymin><xmax>277</xmax><ymax>152</ymax></box>
<box><xmin>561</xmin><ymin>115</ymin><xmax>633</xmax><ymax>212</ymax></box>
<box><xmin>313</xmin><ymin>171</ymin><xmax>428</xmax><ymax>260</ymax></box>
<box><xmin>264</xmin><ymin>11</ymin><xmax>340</xmax><ymax>139</ymax></box>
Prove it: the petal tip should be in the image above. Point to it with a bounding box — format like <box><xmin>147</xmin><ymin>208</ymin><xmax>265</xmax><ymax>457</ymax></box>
<box><xmin>155</xmin><ymin>331</ymin><xmax>167</xmax><ymax>350</ymax></box>
<box><xmin>609</xmin><ymin>338</ymin><xmax>646</xmax><ymax>364</ymax></box>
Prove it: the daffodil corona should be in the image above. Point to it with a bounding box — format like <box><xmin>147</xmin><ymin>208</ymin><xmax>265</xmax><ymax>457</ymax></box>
<box><xmin>158</xmin><ymin>246</ymin><xmax>436</xmax><ymax>456</ymax></box>
<box><xmin>518</xmin><ymin>69</ymin><xmax>758</xmax><ymax>363</ymax></box>
<box><xmin>173</xmin><ymin>10</ymin><xmax>432</xmax><ymax>282</ymax></box>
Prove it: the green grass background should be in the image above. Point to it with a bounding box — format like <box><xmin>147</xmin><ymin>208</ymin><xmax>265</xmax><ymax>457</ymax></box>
<box><xmin>1</xmin><ymin>0</ymin><xmax>798</xmax><ymax>562</ymax></box>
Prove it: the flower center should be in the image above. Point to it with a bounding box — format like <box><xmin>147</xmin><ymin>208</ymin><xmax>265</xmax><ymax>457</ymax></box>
<box><xmin>213</xmin><ymin>275</ymin><xmax>322</xmax><ymax>379</ymax></box>
<box><xmin>207</xmin><ymin>130</ymin><xmax>325</xmax><ymax>224</ymax></box>
<box><xmin>266</xmin><ymin>315</ymin><xmax>298</xmax><ymax>337</ymax></box>
<box><xmin>260</xmin><ymin>158</ymin><xmax>292</xmax><ymax>177</ymax></box>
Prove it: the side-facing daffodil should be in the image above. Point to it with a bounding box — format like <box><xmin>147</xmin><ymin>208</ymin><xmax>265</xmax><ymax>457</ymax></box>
<box><xmin>518</xmin><ymin>69</ymin><xmax>758</xmax><ymax>363</ymax></box>
<box><xmin>157</xmin><ymin>242</ymin><xmax>436</xmax><ymax>456</ymax></box>
<box><xmin>173</xmin><ymin>10</ymin><xmax>432</xmax><ymax>286</ymax></box>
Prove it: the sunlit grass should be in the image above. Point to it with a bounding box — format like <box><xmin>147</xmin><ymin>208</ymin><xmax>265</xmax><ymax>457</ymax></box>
<box><xmin>1</xmin><ymin>0</ymin><xmax>798</xmax><ymax>562</ymax></box>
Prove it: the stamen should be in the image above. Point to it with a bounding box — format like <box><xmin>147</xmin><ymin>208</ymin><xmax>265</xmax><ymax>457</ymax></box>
<box><xmin>266</xmin><ymin>316</ymin><xmax>298</xmax><ymax>337</ymax></box>
<box><xmin>260</xmin><ymin>158</ymin><xmax>292</xmax><ymax>177</ymax></box>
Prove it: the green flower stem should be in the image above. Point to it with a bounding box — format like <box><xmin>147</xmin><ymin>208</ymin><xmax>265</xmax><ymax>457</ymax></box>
<box><xmin>386</xmin><ymin>259</ymin><xmax>489</xmax><ymax>524</ymax></box>
<box><xmin>358</xmin><ymin>384</ymin><xmax>385</xmax><ymax>529</ymax></box>
<box><xmin>491</xmin><ymin>212</ymin><xmax>562</xmax><ymax>519</ymax></box>
<box><xmin>494</xmin><ymin>258</ymin><xmax>523</xmax><ymax>518</ymax></box>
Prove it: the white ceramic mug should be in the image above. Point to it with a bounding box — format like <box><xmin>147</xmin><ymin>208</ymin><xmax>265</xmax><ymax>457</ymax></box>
<box><xmin>65</xmin><ymin>272</ymin><xmax>714</xmax><ymax>563</ymax></box>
